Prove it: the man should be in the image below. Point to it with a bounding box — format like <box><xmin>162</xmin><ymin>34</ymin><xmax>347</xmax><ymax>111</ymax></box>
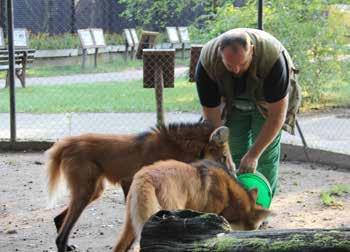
<box><xmin>195</xmin><ymin>28</ymin><xmax>301</xmax><ymax>197</ymax></box>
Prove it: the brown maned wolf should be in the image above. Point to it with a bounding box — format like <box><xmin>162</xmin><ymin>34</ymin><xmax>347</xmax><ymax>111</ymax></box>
<box><xmin>114</xmin><ymin>159</ymin><xmax>269</xmax><ymax>252</ymax></box>
<box><xmin>46</xmin><ymin>123</ymin><xmax>234</xmax><ymax>252</ymax></box>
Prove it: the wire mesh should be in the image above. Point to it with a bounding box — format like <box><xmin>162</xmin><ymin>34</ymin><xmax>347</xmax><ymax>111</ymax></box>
<box><xmin>0</xmin><ymin>1</ymin><xmax>348</xmax><ymax>156</ymax></box>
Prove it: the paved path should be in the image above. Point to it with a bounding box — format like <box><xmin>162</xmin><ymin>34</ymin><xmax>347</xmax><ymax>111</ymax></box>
<box><xmin>0</xmin><ymin>109</ymin><xmax>349</xmax><ymax>155</ymax></box>
<box><xmin>0</xmin><ymin>67</ymin><xmax>188</xmax><ymax>87</ymax></box>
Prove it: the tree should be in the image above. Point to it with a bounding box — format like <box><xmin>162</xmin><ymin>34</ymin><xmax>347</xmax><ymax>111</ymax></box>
<box><xmin>191</xmin><ymin>0</ymin><xmax>349</xmax><ymax>106</ymax></box>
<box><xmin>118</xmin><ymin>0</ymin><xmax>232</xmax><ymax>30</ymax></box>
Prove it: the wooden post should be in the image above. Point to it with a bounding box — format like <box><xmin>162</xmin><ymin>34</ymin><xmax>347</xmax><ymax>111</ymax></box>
<box><xmin>94</xmin><ymin>48</ymin><xmax>98</xmax><ymax>68</ymax></box>
<box><xmin>18</xmin><ymin>50</ymin><xmax>27</xmax><ymax>88</ymax></box>
<box><xmin>189</xmin><ymin>44</ymin><xmax>203</xmax><ymax>82</ymax></box>
<box><xmin>181</xmin><ymin>42</ymin><xmax>185</xmax><ymax>60</ymax></box>
<box><xmin>124</xmin><ymin>42</ymin><xmax>129</xmax><ymax>62</ymax></box>
<box><xmin>131</xmin><ymin>45</ymin><xmax>135</xmax><ymax>60</ymax></box>
<box><xmin>143</xmin><ymin>49</ymin><xmax>175</xmax><ymax>126</ymax></box>
<box><xmin>154</xmin><ymin>64</ymin><xmax>164</xmax><ymax>125</ymax></box>
<box><xmin>81</xmin><ymin>48</ymin><xmax>87</xmax><ymax>70</ymax></box>
<box><xmin>177</xmin><ymin>27</ymin><xmax>190</xmax><ymax>60</ymax></box>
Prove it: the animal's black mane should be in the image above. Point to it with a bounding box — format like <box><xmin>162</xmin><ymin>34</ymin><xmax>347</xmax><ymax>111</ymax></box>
<box><xmin>145</xmin><ymin>122</ymin><xmax>215</xmax><ymax>155</ymax></box>
<box><xmin>154</xmin><ymin>121</ymin><xmax>214</xmax><ymax>141</ymax></box>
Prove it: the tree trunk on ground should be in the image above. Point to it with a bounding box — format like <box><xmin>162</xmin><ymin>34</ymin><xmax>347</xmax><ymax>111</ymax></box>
<box><xmin>140</xmin><ymin>210</ymin><xmax>350</xmax><ymax>252</ymax></box>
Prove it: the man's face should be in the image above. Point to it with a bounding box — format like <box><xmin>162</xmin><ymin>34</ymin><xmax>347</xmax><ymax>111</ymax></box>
<box><xmin>220</xmin><ymin>45</ymin><xmax>253</xmax><ymax>77</ymax></box>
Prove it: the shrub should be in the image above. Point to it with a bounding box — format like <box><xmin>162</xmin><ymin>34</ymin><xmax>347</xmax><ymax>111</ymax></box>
<box><xmin>29</xmin><ymin>32</ymin><xmax>126</xmax><ymax>49</ymax></box>
<box><xmin>190</xmin><ymin>0</ymin><xmax>349</xmax><ymax>108</ymax></box>
<box><xmin>29</xmin><ymin>33</ymin><xmax>80</xmax><ymax>50</ymax></box>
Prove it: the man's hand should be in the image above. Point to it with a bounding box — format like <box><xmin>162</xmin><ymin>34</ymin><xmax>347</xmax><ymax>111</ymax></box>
<box><xmin>238</xmin><ymin>95</ymin><xmax>289</xmax><ymax>174</ymax></box>
<box><xmin>238</xmin><ymin>152</ymin><xmax>258</xmax><ymax>174</ymax></box>
<box><xmin>201</xmin><ymin>105</ymin><xmax>223</xmax><ymax>129</ymax></box>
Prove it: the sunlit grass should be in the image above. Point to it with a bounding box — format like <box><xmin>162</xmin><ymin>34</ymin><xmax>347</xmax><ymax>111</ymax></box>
<box><xmin>0</xmin><ymin>77</ymin><xmax>200</xmax><ymax>113</ymax></box>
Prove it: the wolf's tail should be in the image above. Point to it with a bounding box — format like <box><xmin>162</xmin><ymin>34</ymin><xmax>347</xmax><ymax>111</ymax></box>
<box><xmin>45</xmin><ymin>139</ymin><xmax>71</xmax><ymax>201</ymax></box>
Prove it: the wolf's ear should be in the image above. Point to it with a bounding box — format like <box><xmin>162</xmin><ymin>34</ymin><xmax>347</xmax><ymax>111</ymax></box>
<box><xmin>254</xmin><ymin>208</ymin><xmax>270</xmax><ymax>222</ymax></box>
<box><xmin>249</xmin><ymin>188</ymin><xmax>258</xmax><ymax>202</ymax></box>
<box><xmin>209</xmin><ymin>126</ymin><xmax>229</xmax><ymax>145</ymax></box>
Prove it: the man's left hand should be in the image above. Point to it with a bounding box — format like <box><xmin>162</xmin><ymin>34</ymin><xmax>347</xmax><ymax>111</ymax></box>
<box><xmin>238</xmin><ymin>153</ymin><xmax>258</xmax><ymax>174</ymax></box>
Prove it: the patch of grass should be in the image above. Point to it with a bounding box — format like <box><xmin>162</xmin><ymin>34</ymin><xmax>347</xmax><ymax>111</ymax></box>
<box><xmin>1</xmin><ymin>71</ymin><xmax>349</xmax><ymax>113</ymax></box>
<box><xmin>0</xmin><ymin>57</ymin><xmax>347</xmax><ymax>112</ymax></box>
<box><xmin>301</xmin><ymin>79</ymin><xmax>350</xmax><ymax>111</ymax></box>
<box><xmin>27</xmin><ymin>60</ymin><xmax>142</xmax><ymax>77</ymax></box>
<box><xmin>320</xmin><ymin>184</ymin><xmax>350</xmax><ymax>207</ymax></box>
<box><xmin>26</xmin><ymin>56</ymin><xmax>187</xmax><ymax>78</ymax></box>
<box><xmin>0</xmin><ymin>58</ymin><xmax>143</xmax><ymax>79</ymax></box>
<box><xmin>300</xmin><ymin>61</ymin><xmax>350</xmax><ymax>111</ymax></box>
<box><xmin>0</xmin><ymin>78</ymin><xmax>200</xmax><ymax>113</ymax></box>
<box><xmin>0</xmin><ymin>52</ymin><xmax>190</xmax><ymax>78</ymax></box>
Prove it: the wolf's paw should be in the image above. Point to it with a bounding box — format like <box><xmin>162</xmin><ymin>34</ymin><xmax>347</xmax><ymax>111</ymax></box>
<box><xmin>127</xmin><ymin>244</ymin><xmax>140</xmax><ymax>252</ymax></box>
<box><xmin>133</xmin><ymin>245</ymin><xmax>140</xmax><ymax>252</ymax></box>
<box><xmin>66</xmin><ymin>244</ymin><xmax>79</xmax><ymax>251</ymax></box>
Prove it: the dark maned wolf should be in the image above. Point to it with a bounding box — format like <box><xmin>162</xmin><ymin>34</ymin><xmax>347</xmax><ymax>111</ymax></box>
<box><xmin>46</xmin><ymin>123</ymin><xmax>235</xmax><ymax>252</ymax></box>
<box><xmin>114</xmin><ymin>159</ymin><xmax>270</xmax><ymax>252</ymax></box>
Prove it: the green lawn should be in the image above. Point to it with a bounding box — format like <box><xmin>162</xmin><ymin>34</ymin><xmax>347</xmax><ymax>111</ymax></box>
<box><xmin>27</xmin><ymin>58</ymin><xmax>143</xmax><ymax>77</ymax></box>
<box><xmin>301</xmin><ymin>62</ymin><xmax>350</xmax><ymax>111</ymax></box>
<box><xmin>1</xmin><ymin>77</ymin><xmax>349</xmax><ymax>114</ymax></box>
<box><xmin>0</xmin><ymin>78</ymin><xmax>200</xmax><ymax>113</ymax></box>
<box><xmin>0</xmin><ymin>53</ymin><xmax>190</xmax><ymax>78</ymax></box>
<box><xmin>0</xmin><ymin>67</ymin><xmax>349</xmax><ymax>113</ymax></box>
<box><xmin>25</xmin><ymin>54</ymin><xmax>189</xmax><ymax>78</ymax></box>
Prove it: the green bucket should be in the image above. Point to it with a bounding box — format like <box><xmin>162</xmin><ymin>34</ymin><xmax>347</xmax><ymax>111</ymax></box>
<box><xmin>237</xmin><ymin>171</ymin><xmax>272</xmax><ymax>209</ymax></box>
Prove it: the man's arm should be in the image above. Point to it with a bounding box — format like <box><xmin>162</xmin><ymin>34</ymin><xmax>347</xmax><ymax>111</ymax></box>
<box><xmin>202</xmin><ymin>105</ymin><xmax>223</xmax><ymax>129</ymax></box>
<box><xmin>239</xmin><ymin>54</ymin><xmax>289</xmax><ymax>172</ymax></box>
<box><xmin>239</xmin><ymin>94</ymin><xmax>288</xmax><ymax>172</ymax></box>
<box><xmin>195</xmin><ymin>62</ymin><xmax>223</xmax><ymax>128</ymax></box>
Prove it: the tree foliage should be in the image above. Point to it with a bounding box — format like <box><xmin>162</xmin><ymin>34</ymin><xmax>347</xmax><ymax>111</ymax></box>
<box><xmin>118</xmin><ymin>0</ymin><xmax>234</xmax><ymax>30</ymax></box>
<box><xmin>118</xmin><ymin>0</ymin><xmax>349</xmax><ymax>106</ymax></box>
<box><xmin>118</xmin><ymin>0</ymin><xmax>199</xmax><ymax>30</ymax></box>
<box><xmin>191</xmin><ymin>0</ymin><xmax>349</xmax><ymax>106</ymax></box>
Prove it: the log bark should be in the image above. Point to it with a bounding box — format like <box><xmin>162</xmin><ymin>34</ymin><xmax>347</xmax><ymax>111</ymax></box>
<box><xmin>140</xmin><ymin>210</ymin><xmax>350</xmax><ymax>252</ymax></box>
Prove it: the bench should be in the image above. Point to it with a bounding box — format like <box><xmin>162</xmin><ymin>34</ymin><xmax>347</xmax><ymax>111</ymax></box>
<box><xmin>0</xmin><ymin>49</ymin><xmax>35</xmax><ymax>88</ymax></box>
<box><xmin>0</xmin><ymin>28</ymin><xmax>35</xmax><ymax>88</ymax></box>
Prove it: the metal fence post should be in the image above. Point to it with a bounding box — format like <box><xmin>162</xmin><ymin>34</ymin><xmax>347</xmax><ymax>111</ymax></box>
<box><xmin>258</xmin><ymin>0</ymin><xmax>264</xmax><ymax>30</ymax></box>
<box><xmin>257</xmin><ymin>0</ymin><xmax>310</xmax><ymax>162</ymax></box>
<box><xmin>7</xmin><ymin>0</ymin><xmax>16</xmax><ymax>143</ymax></box>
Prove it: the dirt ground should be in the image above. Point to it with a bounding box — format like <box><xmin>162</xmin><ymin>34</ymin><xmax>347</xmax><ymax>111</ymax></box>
<box><xmin>0</xmin><ymin>152</ymin><xmax>349</xmax><ymax>252</ymax></box>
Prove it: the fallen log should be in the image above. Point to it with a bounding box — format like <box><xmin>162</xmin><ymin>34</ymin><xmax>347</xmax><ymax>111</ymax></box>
<box><xmin>140</xmin><ymin>210</ymin><xmax>350</xmax><ymax>252</ymax></box>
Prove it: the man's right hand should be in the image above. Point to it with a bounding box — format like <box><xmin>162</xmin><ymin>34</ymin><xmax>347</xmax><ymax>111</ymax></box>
<box><xmin>202</xmin><ymin>105</ymin><xmax>223</xmax><ymax>128</ymax></box>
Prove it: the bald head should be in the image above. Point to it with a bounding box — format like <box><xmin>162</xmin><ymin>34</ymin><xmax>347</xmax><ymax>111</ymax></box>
<box><xmin>219</xmin><ymin>31</ymin><xmax>252</xmax><ymax>53</ymax></box>
<box><xmin>218</xmin><ymin>31</ymin><xmax>254</xmax><ymax>76</ymax></box>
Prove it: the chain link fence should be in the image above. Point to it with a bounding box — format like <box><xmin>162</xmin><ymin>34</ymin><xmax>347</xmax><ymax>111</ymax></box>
<box><xmin>0</xmin><ymin>0</ymin><xmax>349</xmax><ymax>157</ymax></box>
<box><xmin>0</xmin><ymin>0</ymin><xmax>204</xmax><ymax>141</ymax></box>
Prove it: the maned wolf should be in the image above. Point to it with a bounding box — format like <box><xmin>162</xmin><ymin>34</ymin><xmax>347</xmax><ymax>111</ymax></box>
<box><xmin>46</xmin><ymin>123</ymin><xmax>234</xmax><ymax>252</ymax></box>
<box><xmin>114</xmin><ymin>159</ymin><xmax>269</xmax><ymax>252</ymax></box>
